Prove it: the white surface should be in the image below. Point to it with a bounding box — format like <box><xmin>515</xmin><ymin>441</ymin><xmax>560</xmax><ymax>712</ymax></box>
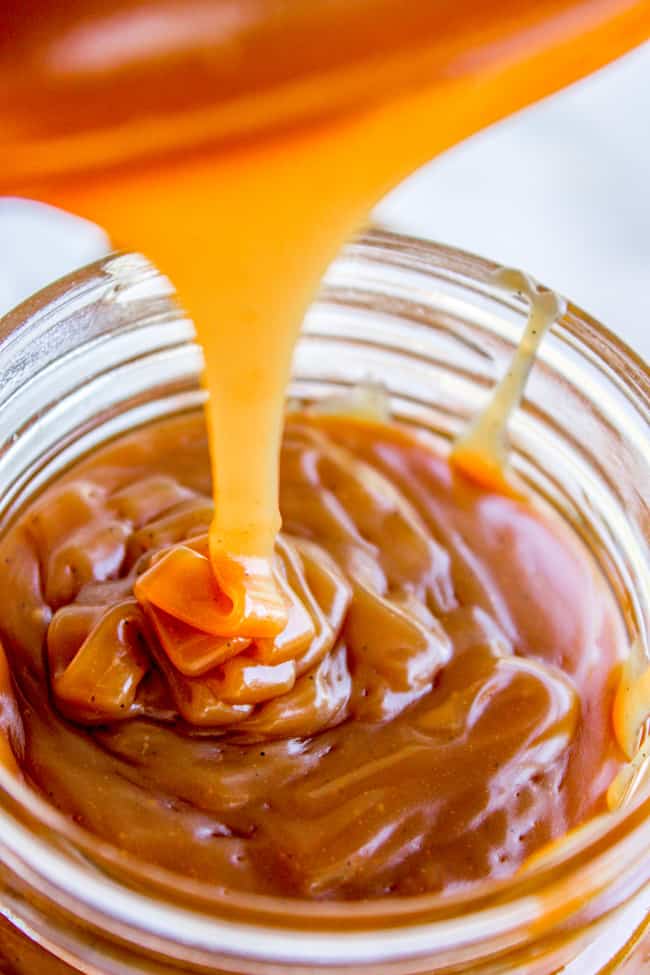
<box><xmin>0</xmin><ymin>198</ymin><xmax>110</xmax><ymax>314</ymax></box>
<box><xmin>0</xmin><ymin>45</ymin><xmax>648</xmax><ymax>362</ymax></box>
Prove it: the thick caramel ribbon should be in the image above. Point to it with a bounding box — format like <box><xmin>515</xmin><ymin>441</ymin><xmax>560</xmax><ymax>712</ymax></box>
<box><xmin>134</xmin><ymin>539</ymin><xmax>288</xmax><ymax>640</ymax></box>
<box><xmin>452</xmin><ymin>268</ymin><xmax>565</xmax><ymax>495</ymax></box>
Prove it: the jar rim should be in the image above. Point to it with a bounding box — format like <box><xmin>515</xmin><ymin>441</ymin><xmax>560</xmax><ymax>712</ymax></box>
<box><xmin>0</xmin><ymin>229</ymin><xmax>647</xmax><ymax>967</ymax></box>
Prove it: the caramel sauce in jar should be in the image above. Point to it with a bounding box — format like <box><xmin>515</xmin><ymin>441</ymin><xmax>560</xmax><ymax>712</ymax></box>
<box><xmin>0</xmin><ymin>411</ymin><xmax>627</xmax><ymax>900</ymax></box>
<box><xmin>0</xmin><ymin>3</ymin><xmax>649</xmax><ymax>970</ymax></box>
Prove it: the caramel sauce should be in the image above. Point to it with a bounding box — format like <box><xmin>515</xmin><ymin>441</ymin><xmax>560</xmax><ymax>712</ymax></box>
<box><xmin>0</xmin><ymin>411</ymin><xmax>626</xmax><ymax>897</ymax></box>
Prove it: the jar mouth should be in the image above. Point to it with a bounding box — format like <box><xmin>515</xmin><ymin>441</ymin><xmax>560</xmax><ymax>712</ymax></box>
<box><xmin>0</xmin><ymin>229</ymin><xmax>647</xmax><ymax>967</ymax></box>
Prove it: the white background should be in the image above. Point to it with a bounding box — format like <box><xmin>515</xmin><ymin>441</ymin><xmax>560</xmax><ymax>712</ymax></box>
<box><xmin>1</xmin><ymin>42</ymin><xmax>648</xmax><ymax>360</ymax></box>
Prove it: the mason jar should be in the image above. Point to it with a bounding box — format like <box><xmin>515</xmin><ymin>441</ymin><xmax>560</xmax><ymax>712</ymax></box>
<box><xmin>0</xmin><ymin>230</ymin><xmax>647</xmax><ymax>974</ymax></box>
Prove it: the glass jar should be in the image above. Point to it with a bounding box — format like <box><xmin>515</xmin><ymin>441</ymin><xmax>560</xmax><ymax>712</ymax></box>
<box><xmin>0</xmin><ymin>230</ymin><xmax>647</xmax><ymax>974</ymax></box>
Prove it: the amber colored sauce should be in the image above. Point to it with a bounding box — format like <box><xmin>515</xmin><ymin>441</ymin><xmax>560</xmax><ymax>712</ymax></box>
<box><xmin>0</xmin><ymin>412</ymin><xmax>627</xmax><ymax>898</ymax></box>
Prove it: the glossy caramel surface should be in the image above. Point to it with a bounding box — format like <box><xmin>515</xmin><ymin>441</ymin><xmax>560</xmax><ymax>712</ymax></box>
<box><xmin>0</xmin><ymin>413</ymin><xmax>624</xmax><ymax>899</ymax></box>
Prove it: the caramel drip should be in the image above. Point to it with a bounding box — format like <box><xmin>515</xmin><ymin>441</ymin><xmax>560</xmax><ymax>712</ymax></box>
<box><xmin>608</xmin><ymin>638</ymin><xmax>650</xmax><ymax>809</ymax></box>
<box><xmin>452</xmin><ymin>268</ymin><xmax>566</xmax><ymax>493</ymax></box>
